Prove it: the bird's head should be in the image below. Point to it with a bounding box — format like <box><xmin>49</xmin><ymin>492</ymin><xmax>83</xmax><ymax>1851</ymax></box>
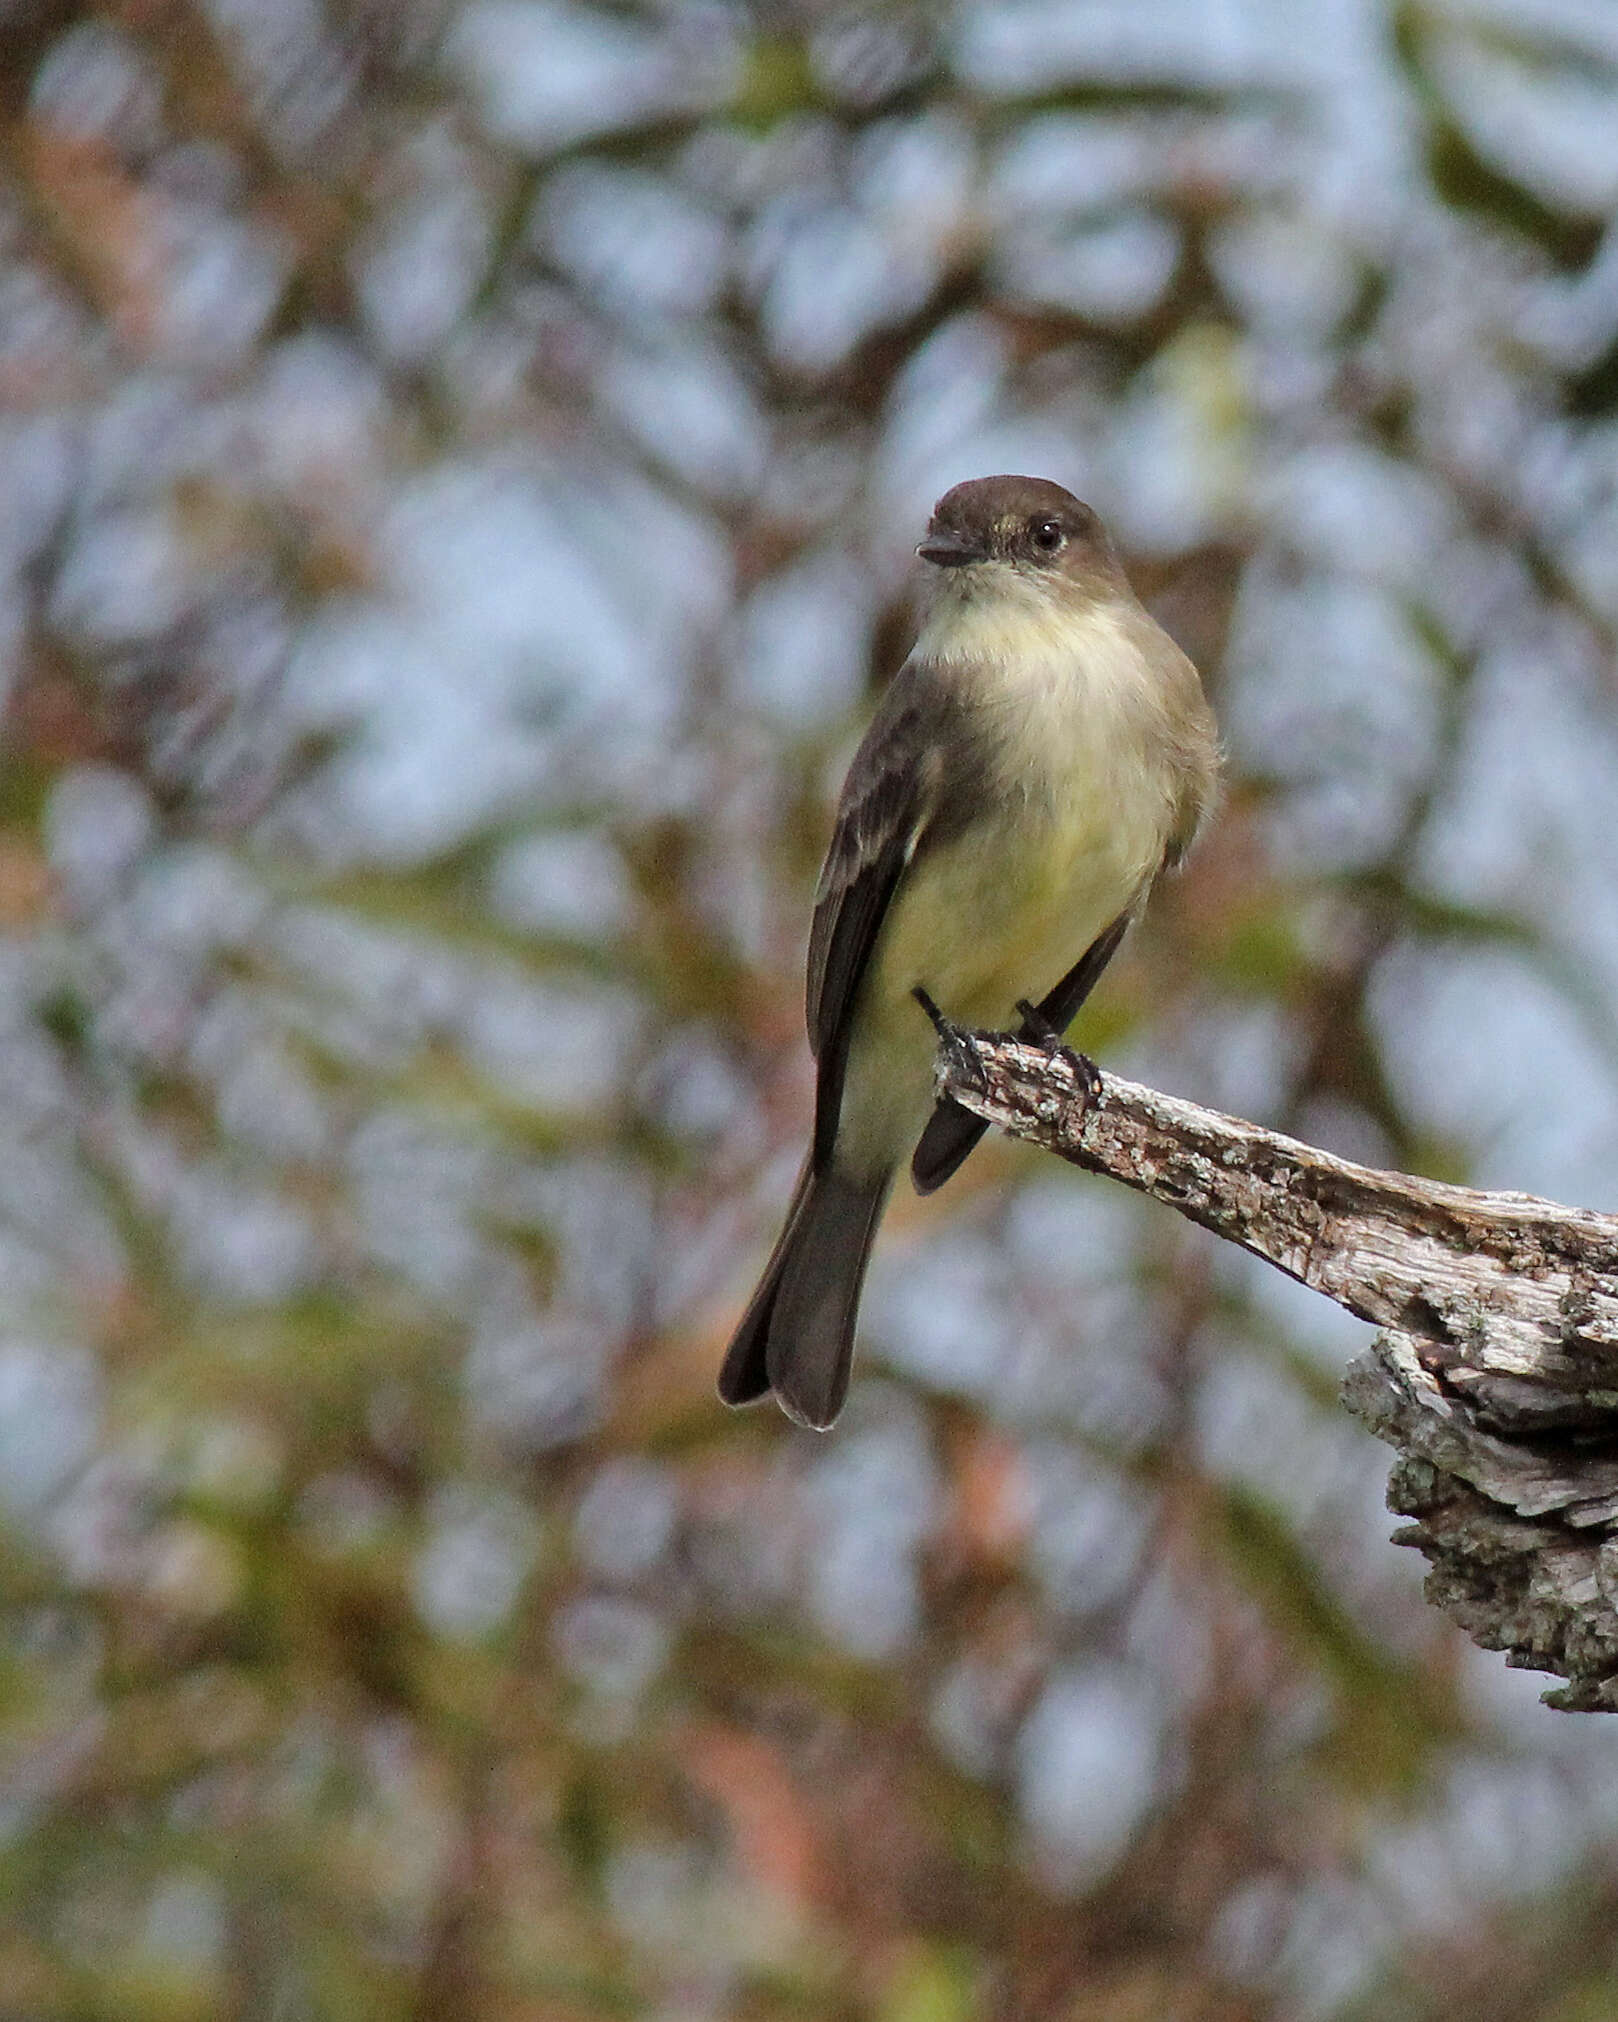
<box><xmin>917</xmin><ymin>476</ymin><xmax>1124</xmax><ymax>603</ymax></box>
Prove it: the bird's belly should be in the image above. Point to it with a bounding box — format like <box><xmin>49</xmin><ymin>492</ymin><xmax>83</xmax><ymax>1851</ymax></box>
<box><xmin>883</xmin><ymin>799</ymin><xmax>1147</xmax><ymax>1022</ymax></box>
<box><xmin>833</xmin><ymin>793</ymin><xmax>1158</xmax><ymax>1178</ymax></box>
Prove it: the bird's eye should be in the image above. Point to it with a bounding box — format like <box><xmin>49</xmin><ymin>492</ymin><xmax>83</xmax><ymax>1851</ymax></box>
<box><xmin>1031</xmin><ymin>518</ymin><xmax>1064</xmax><ymax>553</ymax></box>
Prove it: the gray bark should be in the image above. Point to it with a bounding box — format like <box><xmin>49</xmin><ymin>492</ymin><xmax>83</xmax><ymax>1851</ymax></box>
<box><xmin>935</xmin><ymin>1033</ymin><xmax>1618</xmax><ymax>1711</ymax></box>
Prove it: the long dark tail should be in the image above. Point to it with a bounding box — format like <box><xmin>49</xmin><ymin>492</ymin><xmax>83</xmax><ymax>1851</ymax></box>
<box><xmin>717</xmin><ymin>1162</ymin><xmax>892</xmax><ymax>1430</ymax></box>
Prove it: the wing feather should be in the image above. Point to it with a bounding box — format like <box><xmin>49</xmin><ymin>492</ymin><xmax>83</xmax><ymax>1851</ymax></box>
<box><xmin>805</xmin><ymin>678</ymin><xmax>948</xmax><ymax>1172</ymax></box>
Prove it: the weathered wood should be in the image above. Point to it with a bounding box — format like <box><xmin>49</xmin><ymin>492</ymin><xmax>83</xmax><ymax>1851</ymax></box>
<box><xmin>934</xmin><ymin>1032</ymin><xmax>1618</xmax><ymax>1710</ymax></box>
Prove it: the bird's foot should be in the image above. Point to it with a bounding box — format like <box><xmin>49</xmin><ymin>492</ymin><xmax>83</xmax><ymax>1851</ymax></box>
<box><xmin>912</xmin><ymin>986</ymin><xmax>988</xmax><ymax>1093</ymax></box>
<box><xmin>1013</xmin><ymin>998</ymin><xmax>1102</xmax><ymax>1104</ymax></box>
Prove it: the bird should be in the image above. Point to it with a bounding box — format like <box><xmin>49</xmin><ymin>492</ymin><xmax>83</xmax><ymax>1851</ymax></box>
<box><xmin>718</xmin><ymin>475</ymin><xmax>1220</xmax><ymax>1429</ymax></box>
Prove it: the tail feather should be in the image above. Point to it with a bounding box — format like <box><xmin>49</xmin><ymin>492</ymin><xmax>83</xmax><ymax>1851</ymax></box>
<box><xmin>717</xmin><ymin>1164</ymin><xmax>892</xmax><ymax>1430</ymax></box>
<box><xmin>767</xmin><ymin>1168</ymin><xmax>891</xmax><ymax>1429</ymax></box>
<box><xmin>717</xmin><ymin>1162</ymin><xmax>812</xmax><ymax>1409</ymax></box>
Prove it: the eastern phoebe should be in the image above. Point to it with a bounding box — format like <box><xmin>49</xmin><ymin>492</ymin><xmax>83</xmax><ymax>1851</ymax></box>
<box><xmin>719</xmin><ymin>476</ymin><xmax>1220</xmax><ymax>1429</ymax></box>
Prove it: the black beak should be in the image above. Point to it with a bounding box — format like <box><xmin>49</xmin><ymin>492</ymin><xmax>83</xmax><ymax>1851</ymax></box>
<box><xmin>916</xmin><ymin>529</ymin><xmax>986</xmax><ymax>567</ymax></box>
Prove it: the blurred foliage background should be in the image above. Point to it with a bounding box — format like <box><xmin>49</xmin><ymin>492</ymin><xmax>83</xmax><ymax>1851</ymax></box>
<box><xmin>5</xmin><ymin>1</ymin><xmax>1618</xmax><ymax>2017</ymax></box>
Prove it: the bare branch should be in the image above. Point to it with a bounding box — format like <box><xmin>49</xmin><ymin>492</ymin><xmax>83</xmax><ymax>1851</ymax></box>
<box><xmin>937</xmin><ymin>1033</ymin><xmax>1618</xmax><ymax>1710</ymax></box>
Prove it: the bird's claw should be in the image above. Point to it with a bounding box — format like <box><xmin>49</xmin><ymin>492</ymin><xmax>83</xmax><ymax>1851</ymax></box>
<box><xmin>1013</xmin><ymin>997</ymin><xmax>1061</xmax><ymax>1051</ymax></box>
<box><xmin>1014</xmin><ymin>998</ymin><xmax>1102</xmax><ymax>1105</ymax></box>
<box><xmin>912</xmin><ymin>986</ymin><xmax>988</xmax><ymax>1094</ymax></box>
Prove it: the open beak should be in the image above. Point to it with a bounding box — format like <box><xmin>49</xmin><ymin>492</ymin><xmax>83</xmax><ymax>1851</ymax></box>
<box><xmin>916</xmin><ymin>529</ymin><xmax>987</xmax><ymax>567</ymax></box>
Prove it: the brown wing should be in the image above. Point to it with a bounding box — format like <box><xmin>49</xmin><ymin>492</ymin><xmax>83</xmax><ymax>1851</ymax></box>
<box><xmin>805</xmin><ymin>676</ymin><xmax>949</xmax><ymax>1173</ymax></box>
